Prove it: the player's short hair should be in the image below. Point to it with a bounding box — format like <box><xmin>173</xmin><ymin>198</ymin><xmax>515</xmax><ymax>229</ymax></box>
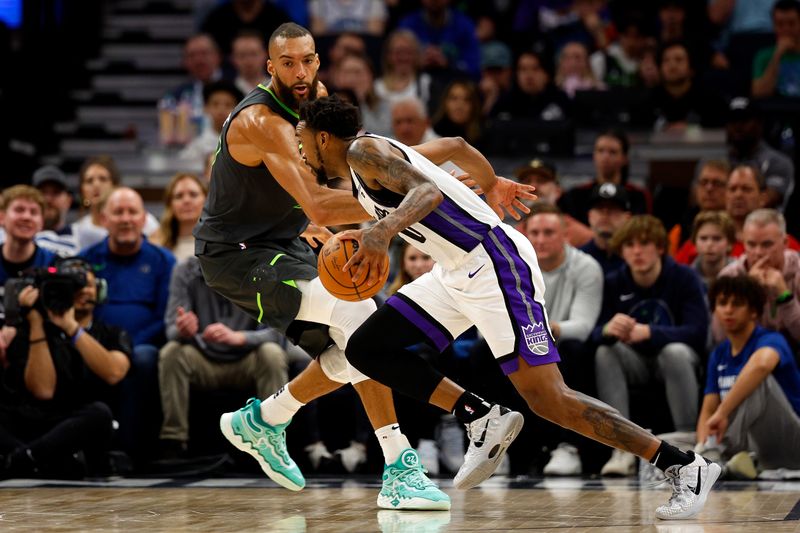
<box><xmin>691</xmin><ymin>210</ymin><xmax>736</xmax><ymax>244</ymax></box>
<box><xmin>609</xmin><ymin>214</ymin><xmax>667</xmax><ymax>254</ymax></box>
<box><xmin>300</xmin><ymin>95</ymin><xmax>362</xmax><ymax>139</ymax></box>
<box><xmin>708</xmin><ymin>275</ymin><xmax>766</xmax><ymax>313</ymax></box>
<box><xmin>269</xmin><ymin>23</ymin><xmax>312</xmax><ymax>49</ymax></box>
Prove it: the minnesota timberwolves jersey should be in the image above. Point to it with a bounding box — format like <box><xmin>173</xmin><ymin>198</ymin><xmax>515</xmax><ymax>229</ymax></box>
<box><xmin>194</xmin><ymin>85</ymin><xmax>309</xmax><ymax>245</ymax></box>
<box><xmin>350</xmin><ymin>134</ymin><xmax>501</xmax><ymax>269</ymax></box>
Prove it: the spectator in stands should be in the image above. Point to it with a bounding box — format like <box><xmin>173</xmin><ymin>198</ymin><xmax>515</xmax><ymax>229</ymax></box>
<box><xmin>590</xmin><ymin>12</ymin><xmax>659</xmax><ymax>88</ymax></box>
<box><xmin>527</xmin><ymin>0</ymin><xmax>611</xmax><ymax>53</ymax></box>
<box><xmin>80</xmin><ymin>188</ymin><xmax>176</xmax><ymax>462</ymax></box>
<box><xmin>726</xmin><ymin>97</ymin><xmax>795</xmax><ymax>211</ymax></box>
<box><xmin>490</xmin><ymin>50</ymin><xmax>571</xmax><ymax>121</ymax></box>
<box><xmin>522</xmin><ymin>203</ymin><xmax>603</xmax><ymax>476</ymax></box>
<box><xmin>514</xmin><ymin>159</ymin><xmax>593</xmax><ymax>247</ymax></box>
<box><xmin>593</xmin><ymin>215</ymin><xmax>707</xmax><ymax>476</ymax></box>
<box><xmin>374</xmin><ymin>30</ymin><xmax>433</xmax><ymax>109</ymax></box>
<box><xmin>390</xmin><ymin>98</ymin><xmax>439</xmax><ymax>147</ymax></box>
<box><xmin>150</xmin><ymin>174</ymin><xmax>208</xmax><ymax>263</ymax></box>
<box><xmin>230</xmin><ymin>30</ymin><xmax>268</xmax><ymax>95</ymax></box>
<box><xmin>715</xmin><ymin>209</ymin><xmax>800</xmax><ymax>348</ymax></box>
<box><xmin>71</xmin><ymin>156</ymin><xmax>159</xmax><ymax>251</ymax></box>
<box><xmin>178</xmin><ymin>80</ymin><xmax>244</xmax><ymax>172</ymax></box>
<box><xmin>655</xmin><ymin>0</ymin><xmax>713</xmax><ymax>71</ymax></box>
<box><xmin>579</xmin><ymin>183</ymin><xmax>631</xmax><ymax>274</ymax></box>
<box><xmin>690</xmin><ymin>210</ymin><xmax>737</xmax><ymax>291</ymax></box>
<box><xmin>555</xmin><ymin>41</ymin><xmax>606</xmax><ymax>98</ymax></box>
<box><xmin>679</xmin><ymin>165</ymin><xmax>800</xmax><ymax>264</ymax></box>
<box><xmin>397</xmin><ymin>0</ymin><xmax>482</xmax><ymax>79</ymax></box>
<box><xmin>431</xmin><ymin>80</ymin><xmax>485</xmax><ymax>148</ymax></box>
<box><xmin>698</xmin><ymin>275</ymin><xmax>800</xmax><ymax>474</ymax></box>
<box><xmin>478</xmin><ymin>41</ymin><xmax>514</xmax><ymax>115</ymax></box>
<box><xmin>158</xmin><ymin>34</ymin><xmax>225</xmax><ymax>147</ymax></box>
<box><xmin>0</xmin><ymin>258</ymin><xmax>130</xmax><ymax>478</ymax></box>
<box><xmin>31</xmin><ymin>166</ymin><xmax>79</xmax><ymax>258</ymax></box>
<box><xmin>649</xmin><ymin>41</ymin><xmax>726</xmax><ymax>131</ymax></box>
<box><xmin>309</xmin><ymin>0</ymin><xmax>387</xmax><ymax>36</ymax></box>
<box><xmin>321</xmin><ymin>32</ymin><xmax>367</xmax><ymax>87</ymax></box>
<box><xmin>669</xmin><ymin>159</ymin><xmax>730</xmax><ymax>257</ymax></box>
<box><xmin>0</xmin><ymin>186</ymin><xmax>58</xmax><ymax>314</ymax></box>
<box><xmin>200</xmin><ymin>0</ymin><xmax>290</xmax><ymax>57</ymax></box>
<box><xmin>559</xmin><ymin>129</ymin><xmax>652</xmax><ymax>225</ymax></box>
<box><xmin>158</xmin><ymin>255</ymin><xmax>288</xmax><ymax>459</ymax></box>
<box><xmin>332</xmin><ymin>53</ymin><xmax>392</xmax><ymax>137</ymax></box>
<box><xmin>752</xmin><ymin>0</ymin><xmax>800</xmax><ymax>99</ymax></box>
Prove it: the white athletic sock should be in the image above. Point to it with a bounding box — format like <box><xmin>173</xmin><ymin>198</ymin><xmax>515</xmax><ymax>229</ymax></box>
<box><xmin>375</xmin><ymin>423</ymin><xmax>411</xmax><ymax>464</ymax></box>
<box><xmin>260</xmin><ymin>386</ymin><xmax>305</xmax><ymax>426</ymax></box>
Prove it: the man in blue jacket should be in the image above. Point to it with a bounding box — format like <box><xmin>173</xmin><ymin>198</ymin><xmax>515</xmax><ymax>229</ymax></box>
<box><xmin>81</xmin><ymin>187</ymin><xmax>176</xmax><ymax>464</ymax></box>
<box><xmin>592</xmin><ymin>215</ymin><xmax>708</xmax><ymax>476</ymax></box>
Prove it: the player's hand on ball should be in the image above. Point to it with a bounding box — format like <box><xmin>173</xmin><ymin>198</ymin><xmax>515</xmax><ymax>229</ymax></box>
<box><xmin>484</xmin><ymin>176</ymin><xmax>537</xmax><ymax>221</ymax></box>
<box><xmin>301</xmin><ymin>223</ymin><xmax>333</xmax><ymax>248</ymax></box>
<box><xmin>339</xmin><ymin>228</ymin><xmax>390</xmax><ymax>287</ymax></box>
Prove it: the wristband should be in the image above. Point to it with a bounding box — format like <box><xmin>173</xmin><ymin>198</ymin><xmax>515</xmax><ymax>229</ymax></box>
<box><xmin>776</xmin><ymin>290</ymin><xmax>794</xmax><ymax>305</ymax></box>
<box><xmin>71</xmin><ymin>326</ymin><xmax>85</xmax><ymax>344</ymax></box>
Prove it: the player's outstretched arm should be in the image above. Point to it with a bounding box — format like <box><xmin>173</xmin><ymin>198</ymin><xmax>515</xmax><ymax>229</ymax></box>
<box><xmin>414</xmin><ymin>136</ymin><xmax>536</xmax><ymax>220</ymax></box>
<box><xmin>339</xmin><ymin>136</ymin><xmax>443</xmax><ymax>285</ymax></box>
<box><xmin>236</xmin><ymin>108</ymin><xmax>371</xmax><ymax>226</ymax></box>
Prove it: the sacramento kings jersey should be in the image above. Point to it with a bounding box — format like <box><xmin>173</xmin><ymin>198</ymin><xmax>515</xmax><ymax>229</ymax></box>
<box><xmin>350</xmin><ymin>134</ymin><xmax>501</xmax><ymax>269</ymax></box>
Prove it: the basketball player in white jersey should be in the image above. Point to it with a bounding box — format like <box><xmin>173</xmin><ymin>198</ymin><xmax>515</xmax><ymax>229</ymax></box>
<box><xmin>296</xmin><ymin>96</ymin><xmax>721</xmax><ymax>520</ymax></box>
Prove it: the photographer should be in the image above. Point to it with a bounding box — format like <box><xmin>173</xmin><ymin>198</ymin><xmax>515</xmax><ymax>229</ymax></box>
<box><xmin>0</xmin><ymin>258</ymin><xmax>131</xmax><ymax>478</ymax></box>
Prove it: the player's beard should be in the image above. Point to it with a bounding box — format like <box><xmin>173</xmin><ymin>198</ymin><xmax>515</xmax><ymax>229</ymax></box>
<box><xmin>311</xmin><ymin>145</ymin><xmax>329</xmax><ymax>185</ymax></box>
<box><xmin>272</xmin><ymin>73</ymin><xmax>319</xmax><ymax>111</ymax></box>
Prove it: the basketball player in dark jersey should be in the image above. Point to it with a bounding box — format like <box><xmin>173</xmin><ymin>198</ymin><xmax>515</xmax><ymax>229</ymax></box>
<box><xmin>193</xmin><ymin>22</ymin><xmax>505</xmax><ymax>509</ymax></box>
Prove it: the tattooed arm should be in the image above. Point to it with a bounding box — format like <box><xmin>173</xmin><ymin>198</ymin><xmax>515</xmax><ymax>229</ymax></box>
<box><xmin>338</xmin><ymin>136</ymin><xmax>443</xmax><ymax>285</ymax></box>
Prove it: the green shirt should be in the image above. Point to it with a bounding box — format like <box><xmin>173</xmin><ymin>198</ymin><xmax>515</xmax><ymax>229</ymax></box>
<box><xmin>752</xmin><ymin>46</ymin><xmax>800</xmax><ymax>97</ymax></box>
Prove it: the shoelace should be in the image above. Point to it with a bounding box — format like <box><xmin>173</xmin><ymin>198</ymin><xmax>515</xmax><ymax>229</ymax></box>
<box><xmin>394</xmin><ymin>465</ymin><xmax>432</xmax><ymax>490</ymax></box>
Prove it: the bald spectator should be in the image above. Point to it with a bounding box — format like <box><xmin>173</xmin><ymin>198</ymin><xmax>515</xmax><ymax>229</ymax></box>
<box><xmin>80</xmin><ymin>188</ymin><xmax>176</xmax><ymax>463</ymax></box>
<box><xmin>726</xmin><ymin>98</ymin><xmax>795</xmax><ymax>211</ymax></box>
<box><xmin>390</xmin><ymin>97</ymin><xmax>439</xmax><ymax>147</ymax></box>
<box><xmin>514</xmin><ymin>160</ymin><xmax>592</xmax><ymax>248</ymax></box>
<box><xmin>715</xmin><ymin>209</ymin><xmax>800</xmax><ymax>348</ymax></box>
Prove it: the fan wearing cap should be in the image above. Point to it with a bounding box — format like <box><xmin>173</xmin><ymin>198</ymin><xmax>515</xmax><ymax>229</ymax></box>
<box><xmin>30</xmin><ymin>166</ymin><xmax>79</xmax><ymax>258</ymax></box>
<box><xmin>725</xmin><ymin>97</ymin><xmax>794</xmax><ymax>211</ymax></box>
<box><xmin>752</xmin><ymin>0</ymin><xmax>800</xmax><ymax>99</ymax></box>
<box><xmin>514</xmin><ymin>159</ymin><xmax>592</xmax><ymax>247</ymax></box>
<box><xmin>579</xmin><ymin>182</ymin><xmax>631</xmax><ymax>274</ymax></box>
<box><xmin>478</xmin><ymin>41</ymin><xmax>514</xmax><ymax>115</ymax></box>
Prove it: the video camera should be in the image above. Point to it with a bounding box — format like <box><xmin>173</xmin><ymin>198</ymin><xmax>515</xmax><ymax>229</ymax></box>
<box><xmin>3</xmin><ymin>258</ymin><xmax>101</xmax><ymax>326</ymax></box>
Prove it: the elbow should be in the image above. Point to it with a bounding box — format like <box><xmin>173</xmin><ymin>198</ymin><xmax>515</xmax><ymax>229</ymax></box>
<box><xmin>104</xmin><ymin>368</ymin><xmax>127</xmax><ymax>386</ymax></box>
<box><xmin>29</xmin><ymin>384</ymin><xmax>55</xmax><ymax>401</ymax></box>
<box><xmin>428</xmin><ymin>186</ymin><xmax>444</xmax><ymax>209</ymax></box>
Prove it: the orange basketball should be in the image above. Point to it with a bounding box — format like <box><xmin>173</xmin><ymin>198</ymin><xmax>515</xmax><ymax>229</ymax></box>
<box><xmin>318</xmin><ymin>236</ymin><xmax>390</xmax><ymax>301</ymax></box>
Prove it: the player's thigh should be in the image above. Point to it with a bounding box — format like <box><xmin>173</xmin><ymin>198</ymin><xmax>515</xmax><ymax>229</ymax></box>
<box><xmin>391</xmin><ymin>270</ymin><xmax>473</xmax><ymax>352</ymax></box>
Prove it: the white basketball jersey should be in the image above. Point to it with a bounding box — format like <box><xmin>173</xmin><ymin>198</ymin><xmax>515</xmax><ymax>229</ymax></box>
<box><xmin>349</xmin><ymin>134</ymin><xmax>501</xmax><ymax>269</ymax></box>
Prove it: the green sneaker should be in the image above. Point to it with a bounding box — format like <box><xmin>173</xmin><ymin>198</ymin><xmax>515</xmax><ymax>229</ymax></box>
<box><xmin>377</xmin><ymin>449</ymin><xmax>451</xmax><ymax>510</ymax></box>
<box><xmin>219</xmin><ymin>397</ymin><xmax>305</xmax><ymax>491</ymax></box>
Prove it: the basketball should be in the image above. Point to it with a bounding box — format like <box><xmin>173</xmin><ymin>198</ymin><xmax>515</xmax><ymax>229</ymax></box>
<box><xmin>318</xmin><ymin>236</ymin><xmax>389</xmax><ymax>301</ymax></box>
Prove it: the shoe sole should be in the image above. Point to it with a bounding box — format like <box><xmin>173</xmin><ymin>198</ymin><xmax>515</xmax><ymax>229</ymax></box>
<box><xmin>376</xmin><ymin>493</ymin><xmax>451</xmax><ymax>510</ymax></box>
<box><xmin>656</xmin><ymin>462</ymin><xmax>722</xmax><ymax>520</ymax></box>
<box><xmin>453</xmin><ymin>411</ymin><xmax>525</xmax><ymax>490</ymax></box>
<box><xmin>219</xmin><ymin>412</ymin><xmax>304</xmax><ymax>491</ymax></box>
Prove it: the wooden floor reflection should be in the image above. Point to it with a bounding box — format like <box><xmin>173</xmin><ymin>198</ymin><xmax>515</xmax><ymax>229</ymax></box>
<box><xmin>0</xmin><ymin>476</ymin><xmax>798</xmax><ymax>532</ymax></box>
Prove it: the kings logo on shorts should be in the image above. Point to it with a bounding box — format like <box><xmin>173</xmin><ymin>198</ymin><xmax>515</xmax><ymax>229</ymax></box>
<box><xmin>522</xmin><ymin>322</ymin><xmax>550</xmax><ymax>355</ymax></box>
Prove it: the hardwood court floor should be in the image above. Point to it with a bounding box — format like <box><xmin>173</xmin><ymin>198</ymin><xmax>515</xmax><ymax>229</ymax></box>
<box><xmin>0</xmin><ymin>476</ymin><xmax>798</xmax><ymax>532</ymax></box>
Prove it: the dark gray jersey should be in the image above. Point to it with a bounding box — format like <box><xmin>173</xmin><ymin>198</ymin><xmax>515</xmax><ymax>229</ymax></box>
<box><xmin>194</xmin><ymin>85</ymin><xmax>309</xmax><ymax>245</ymax></box>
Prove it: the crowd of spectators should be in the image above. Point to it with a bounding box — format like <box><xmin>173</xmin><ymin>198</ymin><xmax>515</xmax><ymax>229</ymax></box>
<box><xmin>0</xmin><ymin>0</ymin><xmax>799</xmax><ymax>481</ymax></box>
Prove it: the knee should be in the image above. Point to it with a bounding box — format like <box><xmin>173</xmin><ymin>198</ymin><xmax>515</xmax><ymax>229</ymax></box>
<box><xmin>517</xmin><ymin>376</ymin><xmax>571</xmax><ymax>419</ymax></box>
<box><xmin>594</xmin><ymin>345</ymin><xmax>615</xmax><ymax>370</ymax></box>
<box><xmin>657</xmin><ymin>343</ymin><xmax>697</xmax><ymax>371</ymax></box>
<box><xmin>132</xmin><ymin>344</ymin><xmax>159</xmax><ymax>369</ymax></box>
<box><xmin>256</xmin><ymin>342</ymin><xmax>288</xmax><ymax>373</ymax></box>
<box><xmin>86</xmin><ymin>401</ymin><xmax>115</xmax><ymax>436</ymax></box>
<box><xmin>344</xmin><ymin>327</ymin><xmax>371</xmax><ymax>367</ymax></box>
<box><xmin>159</xmin><ymin>341</ymin><xmax>184</xmax><ymax>368</ymax></box>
